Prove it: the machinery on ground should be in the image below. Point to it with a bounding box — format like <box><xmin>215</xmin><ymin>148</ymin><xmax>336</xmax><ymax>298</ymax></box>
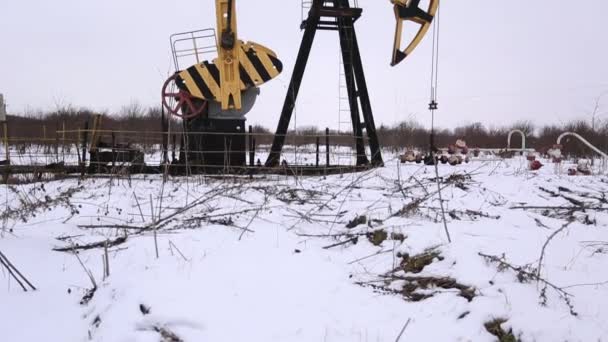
<box><xmin>87</xmin><ymin>115</ymin><xmax>145</xmax><ymax>173</ymax></box>
<box><xmin>162</xmin><ymin>0</ymin><xmax>439</xmax><ymax>173</ymax></box>
<box><xmin>162</xmin><ymin>0</ymin><xmax>283</xmax><ymax>172</ymax></box>
<box><xmin>266</xmin><ymin>0</ymin><xmax>439</xmax><ymax>167</ymax></box>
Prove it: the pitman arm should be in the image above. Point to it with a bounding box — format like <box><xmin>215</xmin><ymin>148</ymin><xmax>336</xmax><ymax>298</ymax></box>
<box><xmin>390</xmin><ymin>0</ymin><xmax>440</xmax><ymax>66</ymax></box>
<box><xmin>215</xmin><ymin>0</ymin><xmax>242</xmax><ymax>110</ymax></box>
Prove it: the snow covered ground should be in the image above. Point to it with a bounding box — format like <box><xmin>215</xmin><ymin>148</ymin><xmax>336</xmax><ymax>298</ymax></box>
<box><xmin>1</xmin><ymin>154</ymin><xmax>608</xmax><ymax>341</ymax></box>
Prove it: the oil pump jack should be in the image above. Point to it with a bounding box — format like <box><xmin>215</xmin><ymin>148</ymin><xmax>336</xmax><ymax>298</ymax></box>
<box><xmin>162</xmin><ymin>0</ymin><xmax>283</xmax><ymax>172</ymax></box>
<box><xmin>162</xmin><ymin>0</ymin><xmax>438</xmax><ymax>172</ymax></box>
<box><xmin>264</xmin><ymin>0</ymin><xmax>439</xmax><ymax>167</ymax></box>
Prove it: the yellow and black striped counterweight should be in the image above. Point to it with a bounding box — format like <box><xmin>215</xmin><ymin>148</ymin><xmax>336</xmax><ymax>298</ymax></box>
<box><xmin>177</xmin><ymin>41</ymin><xmax>283</xmax><ymax>102</ymax></box>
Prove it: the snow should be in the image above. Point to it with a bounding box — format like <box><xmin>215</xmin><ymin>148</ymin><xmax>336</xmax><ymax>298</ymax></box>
<box><xmin>1</xmin><ymin>153</ymin><xmax>608</xmax><ymax>341</ymax></box>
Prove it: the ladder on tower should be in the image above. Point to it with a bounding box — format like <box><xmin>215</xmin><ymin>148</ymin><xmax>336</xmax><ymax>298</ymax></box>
<box><xmin>338</xmin><ymin>57</ymin><xmax>352</xmax><ymax>135</ymax></box>
<box><xmin>337</xmin><ymin>21</ymin><xmax>357</xmax><ymax>165</ymax></box>
<box><xmin>267</xmin><ymin>0</ymin><xmax>381</xmax><ymax>167</ymax></box>
<box><xmin>337</xmin><ymin>4</ymin><xmax>365</xmax><ymax>166</ymax></box>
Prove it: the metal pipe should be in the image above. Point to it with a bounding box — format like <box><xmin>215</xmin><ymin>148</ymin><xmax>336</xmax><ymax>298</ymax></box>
<box><xmin>557</xmin><ymin>132</ymin><xmax>608</xmax><ymax>159</ymax></box>
<box><xmin>507</xmin><ymin>129</ymin><xmax>526</xmax><ymax>151</ymax></box>
<box><xmin>437</xmin><ymin>147</ymin><xmax>535</xmax><ymax>153</ymax></box>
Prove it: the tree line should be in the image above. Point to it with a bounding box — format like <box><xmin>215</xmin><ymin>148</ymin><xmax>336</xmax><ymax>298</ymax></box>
<box><xmin>2</xmin><ymin>104</ymin><xmax>607</xmax><ymax>158</ymax></box>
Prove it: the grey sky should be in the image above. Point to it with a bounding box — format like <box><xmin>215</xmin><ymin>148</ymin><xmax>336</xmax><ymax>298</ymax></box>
<box><xmin>1</xmin><ymin>0</ymin><xmax>607</xmax><ymax>130</ymax></box>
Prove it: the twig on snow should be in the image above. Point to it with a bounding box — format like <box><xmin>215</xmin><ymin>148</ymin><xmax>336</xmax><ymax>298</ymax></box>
<box><xmin>322</xmin><ymin>236</ymin><xmax>359</xmax><ymax>249</ymax></box>
<box><xmin>168</xmin><ymin>240</ymin><xmax>189</xmax><ymax>262</ymax></box>
<box><xmin>479</xmin><ymin>252</ymin><xmax>578</xmax><ymax>316</ymax></box>
<box><xmin>0</xmin><ymin>250</ymin><xmax>37</xmax><ymax>291</ymax></box>
<box><xmin>537</xmin><ymin>220</ymin><xmax>573</xmax><ymax>281</ymax></box>
<box><xmin>133</xmin><ymin>193</ymin><xmax>146</xmax><ymax>222</ymax></box>
<box><xmin>53</xmin><ymin>236</ymin><xmax>127</xmax><ymax>252</ymax></box>
<box><xmin>433</xmin><ymin>162</ymin><xmax>452</xmax><ymax>243</ymax></box>
<box><xmin>348</xmin><ymin>249</ymin><xmax>392</xmax><ymax>264</ymax></box>
<box><xmin>151</xmin><ymin>194</ymin><xmax>159</xmax><ymax>259</ymax></box>
<box><xmin>395</xmin><ymin>318</ymin><xmax>412</xmax><ymax>342</ymax></box>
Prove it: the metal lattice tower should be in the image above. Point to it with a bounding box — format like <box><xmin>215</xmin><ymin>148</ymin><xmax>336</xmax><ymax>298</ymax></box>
<box><xmin>302</xmin><ymin>0</ymin><xmax>358</xmax><ymax>27</ymax></box>
<box><xmin>267</xmin><ymin>0</ymin><xmax>383</xmax><ymax>167</ymax></box>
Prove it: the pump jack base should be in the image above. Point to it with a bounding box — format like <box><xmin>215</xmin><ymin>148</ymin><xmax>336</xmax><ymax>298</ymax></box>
<box><xmin>0</xmin><ymin>164</ymin><xmax>380</xmax><ymax>181</ymax></box>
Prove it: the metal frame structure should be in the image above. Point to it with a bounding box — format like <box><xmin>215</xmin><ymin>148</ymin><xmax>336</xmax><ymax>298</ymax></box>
<box><xmin>266</xmin><ymin>0</ymin><xmax>383</xmax><ymax>167</ymax></box>
<box><xmin>0</xmin><ymin>127</ymin><xmax>374</xmax><ymax>180</ymax></box>
<box><xmin>170</xmin><ymin>29</ymin><xmax>218</xmax><ymax>71</ymax></box>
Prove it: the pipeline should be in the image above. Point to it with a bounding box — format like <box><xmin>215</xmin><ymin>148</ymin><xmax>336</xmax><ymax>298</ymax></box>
<box><xmin>557</xmin><ymin>132</ymin><xmax>608</xmax><ymax>160</ymax></box>
<box><xmin>507</xmin><ymin>129</ymin><xmax>526</xmax><ymax>151</ymax></box>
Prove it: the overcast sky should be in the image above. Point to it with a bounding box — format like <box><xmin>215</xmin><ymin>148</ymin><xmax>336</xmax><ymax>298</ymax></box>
<box><xmin>1</xmin><ymin>0</ymin><xmax>607</xmax><ymax>130</ymax></box>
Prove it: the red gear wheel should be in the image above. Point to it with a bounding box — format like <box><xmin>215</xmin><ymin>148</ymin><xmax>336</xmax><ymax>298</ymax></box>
<box><xmin>161</xmin><ymin>73</ymin><xmax>207</xmax><ymax>119</ymax></box>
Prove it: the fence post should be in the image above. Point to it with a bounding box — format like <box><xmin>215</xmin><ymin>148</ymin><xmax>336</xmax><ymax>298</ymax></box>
<box><xmin>2</xmin><ymin>122</ymin><xmax>8</xmax><ymax>164</ymax></box>
<box><xmin>1</xmin><ymin>121</ymin><xmax>7</xmax><ymax>184</ymax></box>
<box><xmin>171</xmin><ymin>134</ymin><xmax>177</xmax><ymax>163</ymax></box>
<box><xmin>54</xmin><ymin>131</ymin><xmax>59</xmax><ymax>163</ymax></box>
<box><xmin>252</xmin><ymin>138</ymin><xmax>256</xmax><ymax>166</ymax></box>
<box><xmin>111</xmin><ymin>132</ymin><xmax>116</xmax><ymax>169</ymax></box>
<box><xmin>61</xmin><ymin>121</ymin><xmax>66</xmax><ymax>161</ymax></box>
<box><xmin>249</xmin><ymin>125</ymin><xmax>254</xmax><ymax>167</ymax></box>
<box><xmin>161</xmin><ymin>111</ymin><xmax>169</xmax><ymax>165</ymax></box>
<box><xmin>81</xmin><ymin>121</ymin><xmax>88</xmax><ymax>176</ymax></box>
<box><xmin>53</xmin><ymin>122</ymin><xmax>59</xmax><ymax>161</ymax></box>
<box><xmin>43</xmin><ymin>125</ymin><xmax>47</xmax><ymax>154</ymax></box>
<box><xmin>325</xmin><ymin>127</ymin><xmax>330</xmax><ymax>167</ymax></box>
<box><xmin>1</xmin><ymin>95</ymin><xmax>8</xmax><ymax>182</ymax></box>
<box><xmin>316</xmin><ymin>136</ymin><xmax>320</xmax><ymax>167</ymax></box>
<box><xmin>0</xmin><ymin>94</ymin><xmax>7</xmax><ymax>165</ymax></box>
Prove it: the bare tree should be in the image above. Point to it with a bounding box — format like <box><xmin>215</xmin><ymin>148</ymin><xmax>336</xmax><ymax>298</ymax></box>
<box><xmin>590</xmin><ymin>91</ymin><xmax>607</xmax><ymax>132</ymax></box>
<box><xmin>510</xmin><ymin>120</ymin><xmax>535</xmax><ymax>137</ymax></box>
<box><xmin>120</xmin><ymin>101</ymin><xmax>145</xmax><ymax>121</ymax></box>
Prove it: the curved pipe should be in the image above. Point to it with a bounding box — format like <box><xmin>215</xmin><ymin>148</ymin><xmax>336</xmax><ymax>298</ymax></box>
<box><xmin>557</xmin><ymin>132</ymin><xmax>608</xmax><ymax>159</ymax></box>
<box><xmin>507</xmin><ymin>130</ymin><xmax>526</xmax><ymax>151</ymax></box>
